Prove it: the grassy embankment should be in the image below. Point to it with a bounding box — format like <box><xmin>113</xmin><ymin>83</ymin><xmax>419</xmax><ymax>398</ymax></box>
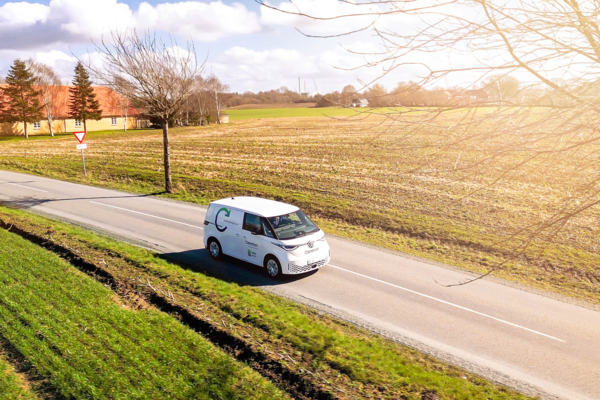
<box><xmin>0</xmin><ymin>221</ymin><xmax>288</xmax><ymax>400</ymax></box>
<box><xmin>0</xmin><ymin>113</ymin><xmax>599</xmax><ymax>305</ymax></box>
<box><xmin>0</xmin><ymin>206</ymin><xmax>531</xmax><ymax>400</ymax></box>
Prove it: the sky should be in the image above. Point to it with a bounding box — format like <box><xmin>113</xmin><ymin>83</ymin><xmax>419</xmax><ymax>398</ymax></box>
<box><xmin>0</xmin><ymin>0</ymin><xmax>446</xmax><ymax>93</ymax></box>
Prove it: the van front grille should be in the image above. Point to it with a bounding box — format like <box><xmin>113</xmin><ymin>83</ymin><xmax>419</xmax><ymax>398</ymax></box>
<box><xmin>288</xmin><ymin>258</ymin><xmax>329</xmax><ymax>274</ymax></box>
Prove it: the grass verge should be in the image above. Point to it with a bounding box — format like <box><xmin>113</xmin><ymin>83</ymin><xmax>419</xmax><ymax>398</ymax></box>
<box><xmin>0</xmin><ymin>221</ymin><xmax>288</xmax><ymax>399</ymax></box>
<box><xmin>0</xmin><ymin>205</ymin><xmax>533</xmax><ymax>400</ymax></box>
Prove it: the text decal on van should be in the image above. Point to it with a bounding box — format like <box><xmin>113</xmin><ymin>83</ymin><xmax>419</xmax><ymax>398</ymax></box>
<box><xmin>215</xmin><ymin>207</ymin><xmax>231</xmax><ymax>232</ymax></box>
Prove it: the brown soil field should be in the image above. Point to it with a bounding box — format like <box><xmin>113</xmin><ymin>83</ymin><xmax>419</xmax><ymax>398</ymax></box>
<box><xmin>1</xmin><ymin>115</ymin><xmax>599</xmax><ymax>304</ymax></box>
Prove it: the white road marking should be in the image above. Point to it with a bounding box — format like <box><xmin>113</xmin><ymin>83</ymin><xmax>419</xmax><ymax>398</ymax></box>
<box><xmin>89</xmin><ymin>201</ymin><xmax>204</xmax><ymax>230</ymax></box>
<box><xmin>0</xmin><ymin>180</ymin><xmax>48</xmax><ymax>193</ymax></box>
<box><xmin>328</xmin><ymin>264</ymin><xmax>566</xmax><ymax>342</ymax></box>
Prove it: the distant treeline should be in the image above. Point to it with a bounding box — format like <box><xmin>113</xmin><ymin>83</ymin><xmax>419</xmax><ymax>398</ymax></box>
<box><xmin>223</xmin><ymin>76</ymin><xmax>564</xmax><ymax>109</ymax></box>
<box><xmin>224</xmin><ymin>87</ymin><xmax>317</xmax><ymax>107</ymax></box>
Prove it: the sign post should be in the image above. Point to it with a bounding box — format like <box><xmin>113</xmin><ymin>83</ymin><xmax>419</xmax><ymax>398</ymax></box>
<box><xmin>73</xmin><ymin>132</ymin><xmax>87</xmax><ymax>176</ymax></box>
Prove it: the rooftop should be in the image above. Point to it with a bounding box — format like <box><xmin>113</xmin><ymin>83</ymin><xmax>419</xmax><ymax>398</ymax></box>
<box><xmin>0</xmin><ymin>84</ymin><xmax>140</xmax><ymax>118</ymax></box>
<box><xmin>212</xmin><ymin>196</ymin><xmax>299</xmax><ymax>218</ymax></box>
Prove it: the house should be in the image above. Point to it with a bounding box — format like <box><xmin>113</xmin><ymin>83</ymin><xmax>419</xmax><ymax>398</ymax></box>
<box><xmin>463</xmin><ymin>89</ymin><xmax>489</xmax><ymax>102</ymax></box>
<box><xmin>0</xmin><ymin>85</ymin><xmax>149</xmax><ymax>137</ymax></box>
<box><xmin>351</xmin><ymin>98</ymin><xmax>369</xmax><ymax>107</ymax></box>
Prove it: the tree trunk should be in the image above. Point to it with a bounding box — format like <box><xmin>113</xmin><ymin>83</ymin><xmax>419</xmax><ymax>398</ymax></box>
<box><xmin>83</xmin><ymin>119</ymin><xmax>87</xmax><ymax>133</ymax></box>
<box><xmin>163</xmin><ymin>120</ymin><xmax>173</xmax><ymax>193</ymax></box>
<box><xmin>48</xmin><ymin>116</ymin><xmax>54</xmax><ymax>137</ymax></box>
<box><xmin>24</xmin><ymin>121</ymin><xmax>28</xmax><ymax>139</ymax></box>
<box><xmin>124</xmin><ymin>108</ymin><xmax>128</xmax><ymax>132</ymax></box>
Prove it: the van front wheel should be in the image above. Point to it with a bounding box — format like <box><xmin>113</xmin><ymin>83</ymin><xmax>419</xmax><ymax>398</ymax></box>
<box><xmin>265</xmin><ymin>256</ymin><xmax>282</xmax><ymax>278</ymax></box>
<box><xmin>208</xmin><ymin>238</ymin><xmax>222</xmax><ymax>260</ymax></box>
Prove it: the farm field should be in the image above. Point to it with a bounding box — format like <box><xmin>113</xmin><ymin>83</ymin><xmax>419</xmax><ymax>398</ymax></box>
<box><xmin>0</xmin><ymin>224</ymin><xmax>288</xmax><ymax>400</ymax></box>
<box><xmin>226</xmin><ymin>106</ymin><xmax>356</xmax><ymax>120</ymax></box>
<box><xmin>225</xmin><ymin>106</ymin><xmax>404</xmax><ymax>120</ymax></box>
<box><xmin>0</xmin><ymin>114</ymin><xmax>599</xmax><ymax>305</ymax></box>
<box><xmin>226</xmin><ymin>102</ymin><xmax>317</xmax><ymax>109</ymax></box>
<box><xmin>0</xmin><ymin>205</ymin><xmax>531</xmax><ymax>400</ymax></box>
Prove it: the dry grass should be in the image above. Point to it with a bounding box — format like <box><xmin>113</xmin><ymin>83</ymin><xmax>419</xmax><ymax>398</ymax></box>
<box><xmin>1</xmin><ymin>114</ymin><xmax>599</xmax><ymax>303</ymax></box>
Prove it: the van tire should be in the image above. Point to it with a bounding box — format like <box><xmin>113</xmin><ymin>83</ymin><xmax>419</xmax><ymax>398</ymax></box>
<box><xmin>264</xmin><ymin>256</ymin><xmax>282</xmax><ymax>279</ymax></box>
<box><xmin>207</xmin><ymin>238</ymin><xmax>222</xmax><ymax>260</ymax></box>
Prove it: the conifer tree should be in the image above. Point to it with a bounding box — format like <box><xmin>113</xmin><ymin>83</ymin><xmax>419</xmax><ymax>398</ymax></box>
<box><xmin>0</xmin><ymin>59</ymin><xmax>43</xmax><ymax>139</ymax></box>
<box><xmin>68</xmin><ymin>62</ymin><xmax>102</xmax><ymax>132</ymax></box>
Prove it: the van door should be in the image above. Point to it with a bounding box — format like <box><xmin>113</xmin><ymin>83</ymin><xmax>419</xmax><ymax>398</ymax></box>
<box><xmin>214</xmin><ymin>206</ymin><xmax>243</xmax><ymax>257</ymax></box>
<box><xmin>241</xmin><ymin>213</ymin><xmax>270</xmax><ymax>265</ymax></box>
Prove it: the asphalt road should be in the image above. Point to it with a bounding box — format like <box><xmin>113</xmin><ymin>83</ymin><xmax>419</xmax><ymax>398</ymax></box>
<box><xmin>1</xmin><ymin>169</ymin><xmax>599</xmax><ymax>400</ymax></box>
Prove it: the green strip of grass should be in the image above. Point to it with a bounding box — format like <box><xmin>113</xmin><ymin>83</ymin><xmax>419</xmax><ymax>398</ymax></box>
<box><xmin>0</xmin><ymin>356</ymin><xmax>37</xmax><ymax>400</ymax></box>
<box><xmin>0</xmin><ymin>227</ymin><xmax>287</xmax><ymax>400</ymax></box>
<box><xmin>0</xmin><ymin>206</ymin><xmax>532</xmax><ymax>400</ymax></box>
<box><xmin>225</xmin><ymin>107</ymin><xmax>409</xmax><ymax>120</ymax></box>
<box><xmin>0</xmin><ymin>128</ymin><xmax>152</xmax><ymax>142</ymax></box>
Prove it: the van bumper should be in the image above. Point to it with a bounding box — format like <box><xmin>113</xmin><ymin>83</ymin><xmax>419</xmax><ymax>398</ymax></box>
<box><xmin>286</xmin><ymin>254</ymin><xmax>330</xmax><ymax>275</ymax></box>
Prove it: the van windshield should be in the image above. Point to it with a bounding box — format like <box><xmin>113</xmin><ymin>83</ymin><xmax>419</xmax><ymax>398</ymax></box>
<box><xmin>268</xmin><ymin>211</ymin><xmax>319</xmax><ymax>240</ymax></box>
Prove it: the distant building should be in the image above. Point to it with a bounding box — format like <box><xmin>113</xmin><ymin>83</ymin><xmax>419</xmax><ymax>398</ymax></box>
<box><xmin>0</xmin><ymin>85</ymin><xmax>149</xmax><ymax>137</ymax></box>
<box><xmin>351</xmin><ymin>98</ymin><xmax>369</xmax><ymax>107</ymax></box>
<box><xmin>463</xmin><ymin>89</ymin><xmax>489</xmax><ymax>102</ymax></box>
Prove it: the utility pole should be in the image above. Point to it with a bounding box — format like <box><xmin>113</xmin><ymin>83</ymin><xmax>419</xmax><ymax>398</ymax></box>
<box><xmin>298</xmin><ymin>77</ymin><xmax>301</xmax><ymax>94</ymax></box>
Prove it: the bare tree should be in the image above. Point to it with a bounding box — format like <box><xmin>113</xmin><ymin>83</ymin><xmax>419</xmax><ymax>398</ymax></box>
<box><xmin>27</xmin><ymin>60</ymin><xmax>62</xmax><ymax>137</ymax></box>
<box><xmin>482</xmin><ymin>74</ymin><xmax>521</xmax><ymax>107</ymax></box>
<box><xmin>258</xmin><ymin>0</ymin><xmax>600</xmax><ymax>283</ymax></box>
<box><xmin>88</xmin><ymin>30</ymin><xmax>203</xmax><ymax>193</ymax></box>
<box><xmin>205</xmin><ymin>74</ymin><xmax>229</xmax><ymax>124</ymax></box>
<box><xmin>341</xmin><ymin>84</ymin><xmax>357</xmax><ymax>107</ymax></box>
<box><xmin>190</xmin><ymin>76</ymin><xmax>213</xmax><ymax>125</ymax></box>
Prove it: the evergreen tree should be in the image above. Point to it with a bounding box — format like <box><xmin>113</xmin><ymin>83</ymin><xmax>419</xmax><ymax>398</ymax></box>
<box><xmin>68</xmin><ymin>62</ymin><xmax>102</xmax><ymax>132</ymax></box>
<box><xmin>0</xmin><ymin>59</ymin><xmax>43</xmax><ymax>139</ymax></box>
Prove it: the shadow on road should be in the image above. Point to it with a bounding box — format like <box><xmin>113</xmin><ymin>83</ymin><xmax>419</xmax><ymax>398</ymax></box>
<box><xmin>159</xmin><ymin>249</ymin><xmax>318</xmax><ymax>288</ymax></box>
<box><xmin>0</xmin><ymin>192</ymin><xmax>166</xmax><ymax>210</ymax></box>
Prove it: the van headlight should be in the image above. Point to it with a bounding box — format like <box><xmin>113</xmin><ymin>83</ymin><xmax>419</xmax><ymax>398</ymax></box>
<box><xmin>274</xmin><ymin>244</ymin><xmax>299</xmax><ymax>251</ymax></box>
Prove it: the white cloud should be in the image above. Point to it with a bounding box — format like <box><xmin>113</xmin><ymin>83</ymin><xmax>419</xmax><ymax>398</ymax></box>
<box><xmin>0</xmin><ymin>0</ymin><xmax>261</xmax><ymax>50</ymax></box>
<box><xmin>209</xmin><ymin>42</ymin><xmax>417</xmax><ymax>93</ymax></box>
<box><xmin>0</xmin><ymin>2</ymin><xmax>49</xmax><ymax>28</ymax></box>
<box><xmin>135</xmin><ymin>1</ymin><xmax>261</xmax><ymax>42</ymax></box>
<box><xmin>48</xmin><ymin>0</ymin><xmax>135</xmax><ymax>38</ymax></box>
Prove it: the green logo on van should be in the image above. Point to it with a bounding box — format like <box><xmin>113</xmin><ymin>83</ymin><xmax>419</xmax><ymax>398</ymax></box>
<box><xmin>215</xmin><ymin>207</ymin><xmax>231</xmax><ymax>232</ymax></box>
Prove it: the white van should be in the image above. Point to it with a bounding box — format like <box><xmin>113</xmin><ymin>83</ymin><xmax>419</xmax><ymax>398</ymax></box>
<box><xmin>203</xmin><ymin>197</ymin><xmax>331</xmax><ymax>278</ymax></box>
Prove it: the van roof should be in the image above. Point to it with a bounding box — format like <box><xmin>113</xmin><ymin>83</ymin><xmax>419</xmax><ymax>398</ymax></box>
<box><xmin>211</xmin><ymin>197</ymin><xmax>299</xmax><ymax>218</ymax></box>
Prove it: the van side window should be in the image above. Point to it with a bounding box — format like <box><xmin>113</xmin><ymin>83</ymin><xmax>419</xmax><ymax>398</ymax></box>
<box><xmin>243</xmin><ymin>213</ymin><xmax>261</xmax><ymax>233</ymax></box>
<box><xmin>261</xmin><ymin>218</ymin><xmax>275</xmax><ymax>238</ymax></box>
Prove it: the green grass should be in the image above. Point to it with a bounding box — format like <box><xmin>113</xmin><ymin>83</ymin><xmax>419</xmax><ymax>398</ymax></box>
<box><xmin>0</xmin><ymin>356</ymin><xmax>37</xmax><ymax>400</ymax></box>
<box><xmin>226</xmin><ymin>106</ymin><xmax>401</xmax><ymax>120</ymax></box>
<box><xmin>0</xmin><ymin>206</ymin><xmax>532</xmax><ymax>400</ymax></box>
<box><xmin>0</xmin><ymin>129</ymin><xmax>151</xmax><ymax>142</ymax></box>
<box><xmin>0</xmin><ymin>226</ymin><xmax>288</xmax><ymax>400</ymax></box>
